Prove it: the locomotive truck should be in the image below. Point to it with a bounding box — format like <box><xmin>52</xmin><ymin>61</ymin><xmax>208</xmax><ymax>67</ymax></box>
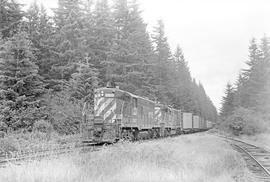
<box><xmin>81</xmin><ymin>86</ymin><xmax>213</xmax><ymax>144</ymax></box>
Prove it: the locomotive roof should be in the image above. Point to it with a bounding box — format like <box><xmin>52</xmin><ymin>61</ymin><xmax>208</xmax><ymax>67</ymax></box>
<box><xmin>95</xmin><ymin>87</ymin><xmax>182</xmax><ymax>112</ymax></box>
<box><xmin>95</xmin><ymin>87</ymin><xmax>156</xmax><ymax>104</ymax></box>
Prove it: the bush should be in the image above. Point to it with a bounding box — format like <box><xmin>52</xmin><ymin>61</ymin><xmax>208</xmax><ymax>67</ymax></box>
<box><xmin>33</xmin><ymin>120</ymin><xmax>53</xmax><ymax>133</ymax></box>
<box><xmin>0</xmin><ymin>121</ymin><xmax>7</xmax><ymax>133</ymax></box>
<box><xmin>44</xmin><ymin>90</ymin><xmax>83</xmax><ymax>135</ymax></box>
<box><xmin>221</xmin><ymin>107</ymin><xmax>268</xmax><ymax>136</ymax></box>
<box><xmin>0</xmin><ymin>137</ymin><xmax>18</xmax><ymax>154</ymax></box>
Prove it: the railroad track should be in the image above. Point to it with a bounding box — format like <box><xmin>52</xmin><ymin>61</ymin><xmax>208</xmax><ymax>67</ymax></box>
<box><xmin>217</xmin><ymin>135</ymin><xmax>270</xmax><ymax>182</ymax></box>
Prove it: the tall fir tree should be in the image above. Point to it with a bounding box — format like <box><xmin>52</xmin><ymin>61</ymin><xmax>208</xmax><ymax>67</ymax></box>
<box><xmin>220</xmin><ymin>83</ymin><xmax>235</xmax><ymax>119</ymax></box>
<box><xmin>109</xmin><ymin>0</ymin><xmax>154</xmax><ymax>98</ymax></box>
<box><xmin>257</xmin><ymin>36</ymin><xmax>270</xmax><ymax>113</ymax></box>
<box><xmin>25</xmin><ymin>2</ymin><xmax>54</xmax><ymax>87</ymax></box>
<box><xmin>83</xmin><ymin>0</ymin><xmax>115</xmax><ymax>86</ymax></box>
<box><xmin>0</xmin><ymin>0</ymin><xmax>24</xmax><ymax>38</ymax></box>
<box><xmin>69</xmin><ymin>59</ymin><xmax>98</xmax><ymax>106</ymax></box>
<box><xmin>169</xmin><ymin>45</ymin><xmax>193</xmax><ymax>110</ymax></box>
<box><xmin>241</xmin><ymin>38</ymin><xmax>263</xmax><ymax>108</ymax></box>
<box><xmin>151</xmin><ymin>20</ymin><xmax>172</xmax><ymax>103</ymax></box>
<box><xmin>51</xmin><ymin>0</ymin><xmax>85</xmax><ymax>90</ymax></box>
<box><xmin>0</xmin><ymin>32</ymin><xmax>45</xmax><ymax>130</ymax></box>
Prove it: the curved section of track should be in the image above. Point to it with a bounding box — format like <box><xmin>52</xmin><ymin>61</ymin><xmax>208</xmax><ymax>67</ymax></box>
<box><xmin>218</xmin><ymin>135</ymin><xmax>270</xmax><ymax>182</ymax></box>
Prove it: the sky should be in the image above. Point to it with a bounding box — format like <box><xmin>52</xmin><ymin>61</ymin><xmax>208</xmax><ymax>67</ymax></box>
<box><xmin>19</xmin><ymin>0</ymin><xmax>270</xmax><ymax>110</ymax></box>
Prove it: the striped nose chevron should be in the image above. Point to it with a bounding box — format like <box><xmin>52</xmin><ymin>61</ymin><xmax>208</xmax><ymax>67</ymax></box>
<box><xmin>95</xmin><ymin>97</ymin><xmax>116</xmax><ymax>123</ymax></box>
<box><xmin>154</xmin><ymin>107</ymin><xmax>162</xmax><ymax>121</ymax></box>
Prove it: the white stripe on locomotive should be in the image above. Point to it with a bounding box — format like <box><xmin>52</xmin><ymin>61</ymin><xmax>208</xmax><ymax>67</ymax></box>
<box><xmin>95</xmin><ymin>98</ymin><xmax>107</xmax><ymax>114</ymax></box>
<box><xmin>155</xmin><ymin>108</ymin><xmax>162</xmax><ymax>118</ymax></box>
<box><xmin>103</xmin><ymin>101</ymin><xmax>116</xmax><ymax>122</ymax></box>
<box><xmin>95</xmin><ymin>97</ymin><xmax>105</xmax><ymax>110</ymax></box>
<box><xmin>96</xmin><ymin>98</ymin><xmax>114</xmax><ymax>116</ymax></box>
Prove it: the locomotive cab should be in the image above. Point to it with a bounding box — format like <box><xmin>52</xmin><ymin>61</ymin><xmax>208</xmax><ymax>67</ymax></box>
<box><xmin>91</xmin><ymin>88</ymin><xmax>120</xmax><ymax>143</ymax></box>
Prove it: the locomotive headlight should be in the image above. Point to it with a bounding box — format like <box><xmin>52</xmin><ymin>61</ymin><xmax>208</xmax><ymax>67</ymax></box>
<box><xmin>96</xmin><ymin>127</ymin><xmax>102</xmax><ymax>132</ymax></box>
<box><xmin>100</xmin><ymin>91</ymin><xmax>105</xmax><ymax>97</ymax></box>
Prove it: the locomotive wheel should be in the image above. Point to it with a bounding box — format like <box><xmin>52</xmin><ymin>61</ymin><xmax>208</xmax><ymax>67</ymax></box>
<box><xmin>121</xmin><ymin>130</ymin><xmax>134</xmax><ymax>141</ymax></box>
<box><xmin>152</xmin><ymin>129</ymin><xmax>160</xmax><ymax>138</ymax></box>
<box><xmin>133</xmin><ymin>129</ymin><xmax>139</xmax><ymax>141</ymax></box>
<box><xmin>147</xmin><ymin>129</ymin><xmax>154</xmax><ymax>139</ymax></box>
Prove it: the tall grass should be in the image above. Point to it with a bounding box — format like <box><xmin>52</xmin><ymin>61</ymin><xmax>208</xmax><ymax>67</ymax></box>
<box><xmin>0</xmin><ymin>133</ymin><xmax>254</xmax><ymax>182</ymax></box>
<box><xmin>239</xmin><ymin>131</ymin><xmax>270</xmax><ymax>150</ymax></box>
<box><xmin>0</xmin><ymin>132</ymin><xmax>80</xmax><ymax>158</ymax></box>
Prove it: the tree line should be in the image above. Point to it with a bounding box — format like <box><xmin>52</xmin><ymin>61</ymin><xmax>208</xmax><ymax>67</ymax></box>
<box><xmin>0</xmin><ymin>0</ymin><xmax>217</xmax><ymax>134</ymax></box>
<box><xmin>220</xmin><ymin>36</ymin><xmax>270</xmax><ymax>135</ymax></box>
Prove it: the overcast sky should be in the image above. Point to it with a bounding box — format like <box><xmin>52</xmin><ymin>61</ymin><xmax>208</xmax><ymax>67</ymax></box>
<box><xmin>20</xmin><ymin>0</ymin><xmax>270</xmax><ymax>109</ymax></box>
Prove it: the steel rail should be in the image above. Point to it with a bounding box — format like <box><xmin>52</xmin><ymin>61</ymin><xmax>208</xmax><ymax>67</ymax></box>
<box><xmin>233</xmin><ymin>143</ymin><xmax>270</xmax><ymax>178</ymax></box>
<box><xmin>212</xmin><ymin>133</ymin><xmax>270</xmax><ymax>181</ymax></box>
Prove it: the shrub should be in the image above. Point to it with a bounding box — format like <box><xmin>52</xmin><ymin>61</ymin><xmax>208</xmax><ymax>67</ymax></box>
<box><xmin>221</xmin><ymin>107</ymin><xmax>268</xmax><ymax>136</ymax></box>
<box><xmin>0</xmin><ymin>121</ymin><xmax>7</xmax><ymax>133</ymax></box>
<box><xmin>44</xmin><ymin>90</ymin><xmax>83</xmax><ymax>135</ymax></box>
<box><xmin>33</xmin><ymin>120</ymin><xmax>53</xmax><ymax>134</ymax></box>
<box><xmin>0</xmin><ymin>137</ymin><xmax>18</xmax><ymax>154</ymax></box>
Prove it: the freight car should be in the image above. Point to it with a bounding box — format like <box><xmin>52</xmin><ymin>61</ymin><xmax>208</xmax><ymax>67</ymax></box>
<box><xmin>81</xmin><ymin>86</ymin><xmax>213</xmax><ymax>143</ymax></box>
<box><xmin>182</xmin><ymin>112</ymin><xmax>193</xmax><ymax>133</ymax></box>
<box><xmin>192</xmin><ymin>115</ymin><xmax>200</xmax><ymax>131</ymax></box>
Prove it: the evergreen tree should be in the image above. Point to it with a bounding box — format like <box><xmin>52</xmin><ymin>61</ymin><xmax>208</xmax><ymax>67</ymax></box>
<box><xmin>25</xmin><ymin>2</ymin><xmax>54</xmax><ymax>86</ymax></box>
<box><xmin>241</xmin><ymin>38</ymin><xmax>263</xmax><ymax>108</ymax></box>
<box><xmin>257</xmin><ymin>36</ymin><xmax>270</xmax><ymax>113</ymax></box>
<box><xmin>51</xmin><ymin>0</ymin><xmax>85</xmax><ymax>90</ymax></box>
<box><xmin>0</xmin><ymin>32</ymin><xmax>45</xmax><ymax>130</ymax></box>
<box><xmin>169</xmin><ymin>45</ymin><xmax>193</xmax><ymax>110</ymax></box>
<box><xmin>82</xmin><ymin>0</ymin><xmax>115</xmax><ymax>87</ymax></box>
<box><xmin>232</xmin><ymin>73</ymin><xmax>246</xmax><ymax>107</ymax></box>
<box><xmin>109</xmin><ymin>0</ymin><xmax>154</xmax><ymax>98</ymax></box>
<box><xmin>220</xmin><ymin>83</ymin><xmax>235</xmax><ymax>119</ymax></box>
<box><xmin>0</xmin><ymin>0</ymin><xmax>24</xmax><ymax>38</ymax></box>
<box><xmin>151</xmin><ymin>20</ymin><xmax>172</xmax><ymax>102</ymax></box>
<box><xmin>69</xmin><ymin>57</ymin><xmax>98</xmax><ymax>106</ymax></box>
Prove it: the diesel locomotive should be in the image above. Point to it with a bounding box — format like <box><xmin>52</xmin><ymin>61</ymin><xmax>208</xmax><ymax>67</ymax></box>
<box><xmin>81</xmin><ymin>86</ymin><xmax>213</xmax><ymax>143</ymax></box>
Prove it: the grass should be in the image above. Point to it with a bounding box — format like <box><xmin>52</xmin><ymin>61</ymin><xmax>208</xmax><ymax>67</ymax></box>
<box><xmin>238</xmin><ymin>131</ymin><xmax>270</xmax><ymax>150</ymax></box>
<box><xmin>0</xmin><ymin>133</ymin><xmax>254</xmax><ymax>182</ymax></box>
<box><xmin>213</xmin><ymin>127</ymin><xmax>270</xmax><ymax>150</ymax></box>
<box><xmin>0</xmin><ymin>132</ymin><xmax>80</xmax><ymax>157</ymax></box>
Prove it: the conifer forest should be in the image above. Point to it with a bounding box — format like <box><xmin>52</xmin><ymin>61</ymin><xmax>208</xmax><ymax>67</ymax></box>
<box><xmin>219</xmin><ymin>36</ymin><xmax>270</xmax><ymax>135</ymax></box>
<box><xmin>0</xmin><ymin>0</ymin><xmax>217</xmax><ymax>135</ymax></box>
<box><xmin>1</xmin><ymin>1</ymin><xmax>270</xmax><ymax>181</ymax></box>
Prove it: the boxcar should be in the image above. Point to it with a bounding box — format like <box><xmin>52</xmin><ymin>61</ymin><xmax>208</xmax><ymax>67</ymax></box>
<box><xmin>182</xmin><ymin>112</ymin><xmax>193</xmax><ymax>133</ymax></box>
<box><xmin>193</xmin><ymin>115</ymin><xmax>200</xmax><ymax>131</ymax></box>
<box><xmin>206</xmin><ymin>120</ymin><xmax>213</xmax><ymax>129</ymax></box>
<box><xmin>199</xmin><ymin>117</ymin><xmax>206</xmax><ymax>130</ymax></box>
<box><xmin>169</xmin><ymin>107</ymin><xmax>181</xmax><ymax>135</ymax></box>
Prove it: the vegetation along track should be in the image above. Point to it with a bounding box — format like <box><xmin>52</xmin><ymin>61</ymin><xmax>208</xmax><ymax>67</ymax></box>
<box><xmin>0</xmin><ymin>144</ymin><xmax>99</xmax><ymax>168</ymax></box>
<box><xmin>0</xmin><ymin>131</ymin><xmax>204</xmax><ymax>168</ymax></box>
<box><xmin>219</xmin><ymin>135</ymin><xmax>270</xmax><ymax>182</ymax></box>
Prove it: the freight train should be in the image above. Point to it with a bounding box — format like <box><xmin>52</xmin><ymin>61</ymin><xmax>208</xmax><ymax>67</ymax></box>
<box><xmin>81</xmin><ymin>86</ymin><xmax>214</xmax><ymax>144</ymax></box>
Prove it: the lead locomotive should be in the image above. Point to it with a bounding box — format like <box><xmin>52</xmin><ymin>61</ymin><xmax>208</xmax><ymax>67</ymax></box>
<box><xmin>81</xmin><ymin>86</ymin><xmax>212</xmax><ymax>143</ymax></box>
